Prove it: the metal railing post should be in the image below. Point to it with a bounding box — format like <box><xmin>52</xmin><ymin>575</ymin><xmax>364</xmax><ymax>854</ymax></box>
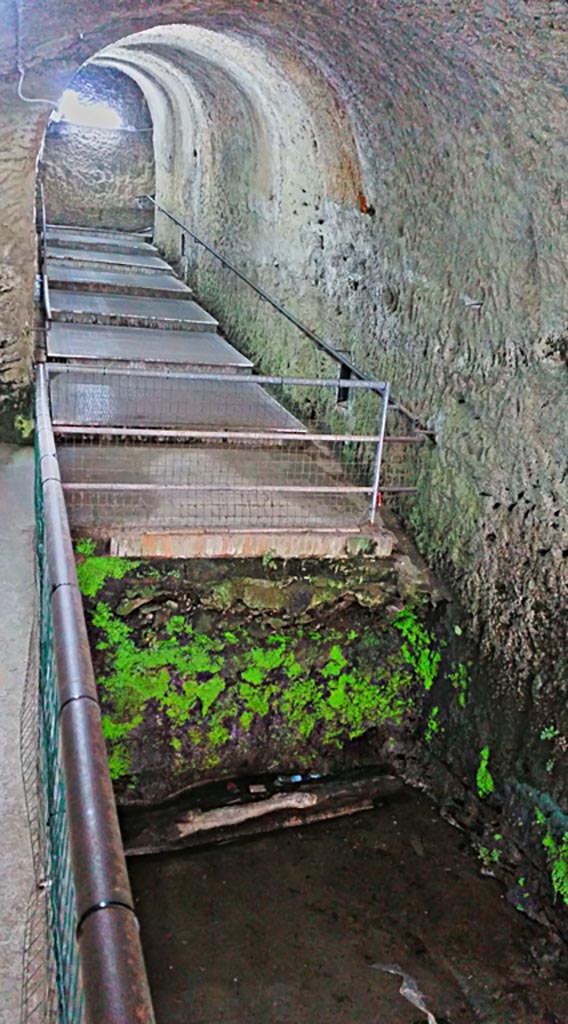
<box><xmin>38</xmin><ymin>182</ymin><xmax>52</xmax><ymax>324</ymax></box>
<box><xmin>369</xmin><ymin>381</ymin><xmax>390</xmax><ymax>524</ymax></box>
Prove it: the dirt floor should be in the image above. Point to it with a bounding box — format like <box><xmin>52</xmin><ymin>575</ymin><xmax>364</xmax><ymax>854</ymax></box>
<box><xmin>129</xmin><ymin>785</ymin><xmax>568</xmax><ymax>1024</ymax></box>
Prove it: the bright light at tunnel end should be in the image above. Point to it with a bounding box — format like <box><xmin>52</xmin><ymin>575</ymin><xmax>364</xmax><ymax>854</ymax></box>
<box><xmin>52</xmin><ymin>89</ymin><xmax>123</xmax><ymax>130</ymax></box>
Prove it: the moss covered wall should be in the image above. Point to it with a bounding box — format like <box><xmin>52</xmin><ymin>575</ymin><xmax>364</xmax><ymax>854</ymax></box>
<box><xmin>91</xmin><ymin>16</ymin><xmax>567</xmax><ymax>702</ymax></box>
<box><xmin>76</xmin><ymin>542</ymin><xmax>568</xmax><ymax>932</ymax></box>
<box><xmin>75</xmin><ymin>542</ymin><xmax>443</xmax><ymax>802</ymax></box>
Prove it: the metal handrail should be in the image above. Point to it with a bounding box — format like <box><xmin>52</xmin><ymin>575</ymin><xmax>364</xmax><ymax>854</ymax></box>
<box><xmin>145</xmin><ymin>196</ymin><xmax>433</xmax><ymax>436</ymax></box>
<box><xmin>38</xmin><ymin>182</ymin><xmax>52</xmax><ymax>323</ymax></box>
<box><xmin>36</xmin><ymin>364</ymin><xmax>156</xmax><ymax>1024</ymax></box>
<box><xmin>46</xmin><ymin>364</ymin><xmax>388</xmax><ymax>390</ymax></box>
<box><xmin>54</xmin><ymin>423</ymin><xmax>420</xmax><ymax>444</ymax></box>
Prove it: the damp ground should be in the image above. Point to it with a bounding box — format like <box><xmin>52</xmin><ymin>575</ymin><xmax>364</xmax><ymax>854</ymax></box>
<box><xmin>130</xmin><ymin>784</ymin><xmax>568</xmax><ymax>1024</ymax></box>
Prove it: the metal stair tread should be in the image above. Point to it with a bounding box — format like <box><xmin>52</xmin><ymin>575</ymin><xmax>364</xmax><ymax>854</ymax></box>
<box><xmin>50</xmin><ymin>373</ymin><xmax>307</xmax><ymax>433</ymax></box>
<box><xmin>47</xmin><ymin>265</ymin><xmax>191</xmax><ymax>297</ymax></box>
<box><xmin>46</xmin><ymin>322</ymin><xmax>252</xmax><ymax>370</ymax></box>
<box><xmin>46</xmin><ymin>227</ymin><xmax>158</xmax><ymax>256</ymax></box>
<box><xmin>46</xmin><ymin>246</ymin><xmax>171</xmax><ymax>273</ymax></box>
<box><xmin>50</xmin><ymin>291</ymin><xmax>218</xmax><ymax>331</ymax></box>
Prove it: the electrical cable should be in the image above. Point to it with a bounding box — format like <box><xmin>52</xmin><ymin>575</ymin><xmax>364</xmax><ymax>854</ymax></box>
<box><xmin>17</xmin><ymin>67</ymin><xmax>57</xmax><ymax>107</ymax></box>
<box><xmin>15</xmin><ymin>0</ymin><xmax>57</xmax><ymax>107</ymax></box>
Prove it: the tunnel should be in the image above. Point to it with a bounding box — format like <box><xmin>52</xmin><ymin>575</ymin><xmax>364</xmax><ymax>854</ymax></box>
<box><xmin>2</xmin><ymin>3</ymin><xmax>568</xmax><ymax>1023</ymax></box>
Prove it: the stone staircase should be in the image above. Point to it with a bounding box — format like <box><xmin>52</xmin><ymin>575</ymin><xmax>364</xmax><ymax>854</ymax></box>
<box><xmin>45</xmin><ymin>224</ymin><xmax>395</xmax><ymax>560</ymax></box>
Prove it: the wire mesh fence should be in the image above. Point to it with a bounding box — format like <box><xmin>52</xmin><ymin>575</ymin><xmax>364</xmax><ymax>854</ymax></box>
<box><xmin>49</xmin><ymin>367</ymin><xmax>396</xmax><ymax>533</ymax></box>
<box><xmin>19</xmin><ymin>883</ymin><xmax>57</xmax><ymax>1024</ymax></box>
<box><xmin>19</xmin><ymin>607</ymin><xmax>59</xmax><ymax>1024</ymax></box>
<box><xmin>57</xmin><ymin>437</ymin><xmax>376</xmax><ymax>532</ymax></box>
<box><xmin>378</xmin><ymin>402</ymin><xmax>426</xmax><ymax>517</ymax></box>
<box><xmin>20</xmin><ymin>441</ymin><xmax>84</xmax><ymax>1024</ymax></box>
<box><xmin>48</xmin><ymin>366</ymin><xmax>310</xmax><ymax>433</ymax></box>
<box><xmin>151</xmin><ymin>197</ymin><xmax>432</xmax><ymax>523</ymax></box>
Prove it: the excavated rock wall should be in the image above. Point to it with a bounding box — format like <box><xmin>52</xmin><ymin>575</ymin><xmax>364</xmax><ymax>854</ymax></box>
<box><xmin>76</xmin><ymin>549</ymin><xmax>442</xmax><ymax>805</ymax></box>
<box><xmin>42</xmin><ymin>65</ymin><xmax>154</xmax><ymax>230</ymax></box>
<box><xmin>94</xmin><ymin>17</ymin><xmax>568</xmax><ymax>803</ymax></box>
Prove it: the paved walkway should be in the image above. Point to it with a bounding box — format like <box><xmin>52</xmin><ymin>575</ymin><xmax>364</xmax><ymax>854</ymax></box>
<box><xmin>0</xmin><ymin>444</ymin><xmax>35</xmax><ymax>1024</ymax></box>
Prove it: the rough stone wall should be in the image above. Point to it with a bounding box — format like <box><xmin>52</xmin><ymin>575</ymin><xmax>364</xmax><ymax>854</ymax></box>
<box><xmin>42</xmin><ymin>122</ymin><xmax>154</xmax><ymax>230</ymax></box>
<box><xmin>1</xmin><ymin>0</ymin><xmax>567</xmax><ymax>921</ymax></box>
<box><xmin>42</xmin><ymin>65</ymin><xmax>154</xmax><ymax>230</ymax></box>
<box><xmin>0</xmin><ymin>95</ymin><xmax>46</xmax><ymax>441</ymax></box>
<box><xmin>96</xmin><ymin>20</ymin><xmax>567</xmax><ymax>694</ymax></box>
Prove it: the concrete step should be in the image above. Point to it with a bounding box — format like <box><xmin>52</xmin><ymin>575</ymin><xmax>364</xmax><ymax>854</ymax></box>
<box><xmin>50</xmin><ymin>291</ymin><xmax>218</xmax><ymax>331</ymax></box>
<box><xmin>46</xmin><ymin>323</ymin><xmax>253</xmax><ymax>373</ymax></box>
<box><xmin>107</xmin><ymin>528</ymin><xmax>394</xmax><ymax>561</ymax></box>
<box><xmin>47</xmin><ymin>265</ymin><xmax>191</xmax><ymax>299</ymax></box>
<box><xmin>46</xmin><ymin>224</ymin><xmax>153</xmax><ymax>242</ymax></box>
<box><xmin>47</xmin><ymin>223</ymin><xmax>152</xmax><ymax>244</ymax></box>
<box><xmin>49</xmin><ymin>373</ymin><xmax>307</xmax><ymax>432</ymax></box>
<box><xmin>46</xmin><ymin>246</ymin><xmax>172</xmax><ymax>276</ymax></box>
<box><xmin>46</xmin><ymin>227</ymin><xmax>157</xmax><ymax>257</ymax></box>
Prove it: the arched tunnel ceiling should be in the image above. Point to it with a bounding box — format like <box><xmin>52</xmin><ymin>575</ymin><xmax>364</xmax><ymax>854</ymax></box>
<box><xmin>91</xmin><ymin>25</ymin><xmax>365</xmax><ymax>209</ymax></box>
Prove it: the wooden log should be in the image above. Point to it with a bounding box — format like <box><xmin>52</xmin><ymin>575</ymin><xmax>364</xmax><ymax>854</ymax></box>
<box><xmin>122</xmin><ymin>772</ymin><xmax>402</xmax><ymax>855</ymax></box>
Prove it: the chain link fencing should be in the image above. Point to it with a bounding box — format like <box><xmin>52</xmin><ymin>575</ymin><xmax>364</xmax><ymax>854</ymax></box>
<box><xmin>19</xmin><ymin>442</ymin><xmax>84</xmax><ymax>1024</ymax></box>
<box><xmin>48</xmin><ymin>367</ymin><xmax>405</xmax><ymax>534</ymax></box>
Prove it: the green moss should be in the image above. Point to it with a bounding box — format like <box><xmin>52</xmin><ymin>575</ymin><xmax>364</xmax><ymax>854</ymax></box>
<box><xmin>101</xmin><ymin>711</ymin><xmax>142</xmax><ymax>779</ymax></box>
<box><xmin>425</xmin><ymin>706</ymin><xmax>443</xmax><ymax>742</ymax></box>
<box><xmin>240</xmin><ymin>710</ymin><xmax>254</xmax><ymax>732</ymax></box>
<box><xmin>449</xmin><ymin>662</ymin><xmax>469</xmax><ymax>708</ymax></box>
<box><xmin>241</xmin><ymin>645</ymin><xmax>287</xmax><ymax>682</ymax></box>
<box><xmin>279</xmin><ymin>653</ymin><xmax>413</xmax><ymax>747</ymax></box>
<box><xmin>94</xmin><ymin>604</ymin><xmax>229</xmax><ymax>743</ymax></box>
<box><xmin>15</xmin><ymin>415</ymin><xmax>33</xmax><ymax>440</ymax></box>
<box><xmin>209</xmin><ymin>725</ymin><xmax>230</xmax><ymax>746</ymax></box>
<box><xmin>76</xmin><ymin>538</ymin><xmax>96</xmax><ymax>556</ymax></box>
<box><xmin>76</xmin><ymin>543</ymin><xmax>140</xmax><ymax>598</ymax></box>
<box><xmin>392</xmin><ymin>606</ymin><xmax>440</xmax><ymax>691</ymax></box>
<box><xmin>540</xmin><ymin>725</ymin><xmax>560</xmax><ymax>741</ymax></box>
<box><xmin>93</xmin><ymin>602</ymin><xmax>132</xmax><ymax>648</ymax></box>
<box><xmin>92</xmin><ymin>604</ymin><xmax>421</xmax><ymax>782</ymax></box>
<box><xmin>535</xmin><ymin>807</ymin><xmax>568</xmax><ymax>906</ymax></box>
<box><xmin>262</xmin><ymin>548</ymin><xmax>278</xmax><ymax>570</ymax></box>
<box><xmin>198</xmin><ymin>675</ymin><xmax>226</xmax><ymax>715</ymax></box>
<box><xmin>107</xmin><ymin>744</ymin><xmax>132</xmax><ymax>780</ymax></box>
<box><xmin>476</xmin><ymin>746</ymin><xmax>495</xmax><ymax>799</ymax></box>
<box><xmin>478</xmin><ymin>846</ymin><xmax>500</xmax><ymax>869</ymax></box>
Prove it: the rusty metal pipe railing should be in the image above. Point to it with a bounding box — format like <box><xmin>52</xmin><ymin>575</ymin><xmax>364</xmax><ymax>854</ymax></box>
<box><xmin>35</xmin><ymin>363</ymin><xmax>156</xmax><ymax>1024</ymax></box>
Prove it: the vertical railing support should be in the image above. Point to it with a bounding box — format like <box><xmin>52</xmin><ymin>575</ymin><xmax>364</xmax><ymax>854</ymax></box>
<box><xmin>369</xmin><ymin>382</ymin><xmax>390</xmax><ymax>524</ymax></box>
<box><xmin>38</xmin><ymin>182</ymin><xmax>52</xmax><ymax>324</ymax></box>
